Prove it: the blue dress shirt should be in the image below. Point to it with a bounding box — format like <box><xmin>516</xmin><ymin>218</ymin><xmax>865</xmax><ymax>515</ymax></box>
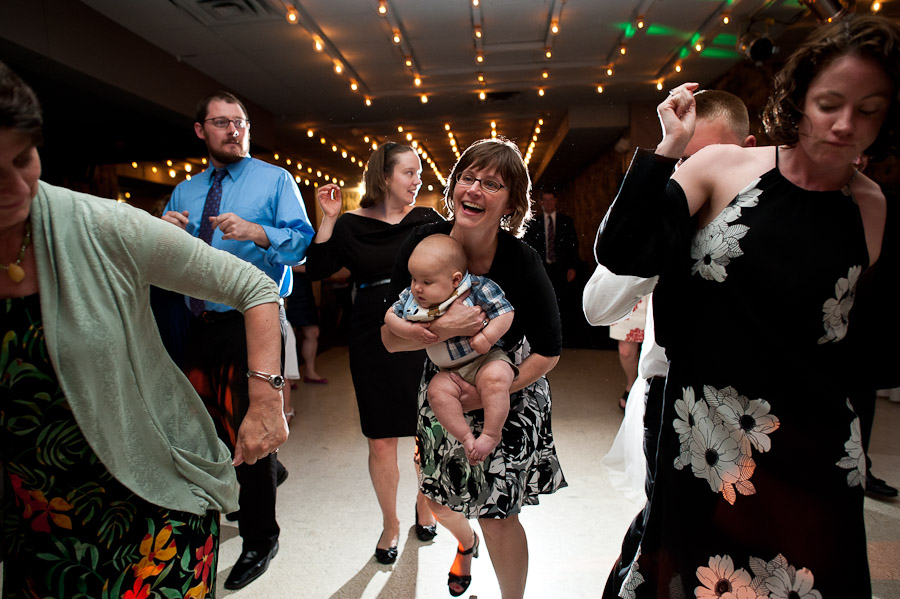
<box><xmin>165</xmin><ymin>156</ymin><xmax>315</xmax><ymax>312</ymax></box>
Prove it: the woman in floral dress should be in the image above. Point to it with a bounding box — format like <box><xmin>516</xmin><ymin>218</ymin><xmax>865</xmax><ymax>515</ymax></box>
<box><xmin>383</xmin><ymin>137</ymin><xmax>567</xmax><ymax>598</ymax></box>
<box><xmin>0</xmin><ymin>61</ymin><xmax>286</xmax><ymax>598</ymax></box>
<box><xmin>595</xmin><ymin>15</ymin><xmax>899</xmax><ymax>598</ymax></box>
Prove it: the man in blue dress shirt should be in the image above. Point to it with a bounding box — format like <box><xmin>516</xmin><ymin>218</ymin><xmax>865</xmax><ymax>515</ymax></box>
<box><xmin>163</xmin><ymin>91</ymin><xmax>314</xmax><ymax>590</ymax></box>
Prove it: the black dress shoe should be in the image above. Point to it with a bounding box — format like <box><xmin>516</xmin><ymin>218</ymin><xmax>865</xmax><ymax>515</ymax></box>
<box><xmin>866</xmin><ymin>472</ymin><xmax>899</xmax><ymax>498</ymax></box>
<box><xmin>415</xmin><ymin>505</ymin><xmax>437</xmax><ymax>541</ymax></box>
<box><xmin>374</xmin><ymin>531</ymin><xmax>398</xmax><ymax>564</ymax></box>
<box><xmin>223</xmin><ymin>541</ymin><xmax>279</xmax><ymax>590</ymax></box>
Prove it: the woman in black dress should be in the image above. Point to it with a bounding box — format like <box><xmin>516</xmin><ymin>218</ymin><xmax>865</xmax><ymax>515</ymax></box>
<box><xmin>382</xmin><ymin>137</ymin><xmax>567</xmax><ymax>598</ymax></box>
<box><xmin>305</xmin><ymin>142</ymin><xmax>443</xmax><ymax>563</ymax></box>
<box><xmin>595</xmin><ymin>15</ymin><xmax>899</xmax><ymax>597</ymax></box>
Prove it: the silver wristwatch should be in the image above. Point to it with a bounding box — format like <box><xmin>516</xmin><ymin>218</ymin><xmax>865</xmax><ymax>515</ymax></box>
<box><xmin>246</xmin><ymin>370</ymin><xmax>286</xmax><ymax>390</ymax></box>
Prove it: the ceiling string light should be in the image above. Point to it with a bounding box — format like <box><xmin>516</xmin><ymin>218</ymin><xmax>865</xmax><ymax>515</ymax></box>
<box><xmin>523</xmin><ymin>117</ymin><xmax>544</xmax><ymax>167</ymax></box>
<box><xmin>121</xmin><ymin>154</ymin><xmax>345</xmax><ymax>190</ymax></box>
<box><xmin>471</xmin><ymin>0</ymin><xmax>484</xmax><ymax>65</ymax></box>
<box><xmin>378</xmin><ymin>0</ymin><xmax>425</xmax><ymax>102</ymax></box>
<box><xmin>542</xmin><ymin>0</ymin><xmax>566</xmax><ymax>65</ymax></box>
<box><xmin>300</xmin><ymin>126</ymin><xmax>367</xmax><ymax>173</ymax></box>
<box><xmin>601</xmin><ymin>0</ymin><xmax>657</xmax><ymax>91</ymax></box>
<box><xmin>445</xmin><ymin>123</ymin><xmax>462</xmax><ymax>161</ymax></box>
<box><xmin>285</xmin><ymin>4</ymin><xmax>299</xmax><ymax>24</ymax></box>
<box><xmin>653</xmin><ymin>0</ymin><xmax>736</xmax><ymax>88</ymax></box>
<box><xmin>286</xmin><ymin>1</ymin><xmax>373</xmax><ymax>105</ymax></box>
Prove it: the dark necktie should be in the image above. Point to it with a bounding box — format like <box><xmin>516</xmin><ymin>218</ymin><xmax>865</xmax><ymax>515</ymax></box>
<box><xmin>190</xmin><ymin>169</ymin><xmax>227</xmax><ymax>316</ymax></box>
<box><xmin>546</xmin><ymin>214</ymin><xmax>556</xmax><ymax>263</ymax></box>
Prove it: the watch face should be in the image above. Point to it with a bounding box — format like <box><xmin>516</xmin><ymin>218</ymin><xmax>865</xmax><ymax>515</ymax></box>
<box><xmin>271</xmin><ymin>375</ymin><xmax>285</xmax><ymax>389</ymax></box>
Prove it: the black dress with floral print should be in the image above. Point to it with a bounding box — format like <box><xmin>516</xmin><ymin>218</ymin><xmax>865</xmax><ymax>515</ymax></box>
<box><xmin>599</xmin><ymin>149</ymin><xmax>880</xmax><ymax>598</ymax></box>
<box><xmin>0</xmin><ymin>294</ymin><xmax>219</xmax><ymax>599</ymax></box>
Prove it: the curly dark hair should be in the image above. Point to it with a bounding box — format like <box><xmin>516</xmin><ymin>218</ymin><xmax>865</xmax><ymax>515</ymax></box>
<box><xmin>443</xmin><ymin>137</ymin><xmax>533</xmax><ymax>238</ymax></box>
<box><xmin>763</xmin><ymin>15</ymin><xmax>900</xmax><ymax>161</ymax></box>
<box><xmin>0</xmin><ymin>61</ymin><xmax>43</xmax><ymax>145</ymax></box>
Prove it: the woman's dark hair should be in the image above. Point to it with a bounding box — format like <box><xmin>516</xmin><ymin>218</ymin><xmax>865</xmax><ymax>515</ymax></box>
<box><xmin>0</xmin><ymin>61</ymin><xmax>43</xmax><ymax>145</ymax></box>
<box><xmin>443</xmin><ymin>137</ymin><xmax>532</xmax><ymax>238</ymax></box>
<box><xmin>763</xmin><ymin>15</ymin><xmax>900</xmax><ymax>161</ymax></box>
<box><xmin>195</xmin><ymin>91</ymin><xmax>249</xmax><ymax>123</ymax></box>
<box><xmin>360</xmin><ymin>142</ymin><xmax>416</xmax><ymax>208</ymax></box>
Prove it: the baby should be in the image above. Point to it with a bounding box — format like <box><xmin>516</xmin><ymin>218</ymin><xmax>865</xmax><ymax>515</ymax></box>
<box><xmin>385</xmin><ymin>234</ymin><xmax>516</xmax><ymax>464</ymax></box>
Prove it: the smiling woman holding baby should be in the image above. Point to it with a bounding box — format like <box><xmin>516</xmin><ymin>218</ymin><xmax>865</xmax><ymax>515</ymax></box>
<box><xmin>382</xmin><ymin>137</ymin><xmax>567</xmax><ymax>599</ymax></box>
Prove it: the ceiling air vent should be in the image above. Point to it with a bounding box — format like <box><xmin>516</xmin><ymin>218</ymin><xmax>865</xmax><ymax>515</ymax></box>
<box><xmin>168</xmin><ymin>0</ymin><xmax>279</xmax><ymax>25</ymax></box>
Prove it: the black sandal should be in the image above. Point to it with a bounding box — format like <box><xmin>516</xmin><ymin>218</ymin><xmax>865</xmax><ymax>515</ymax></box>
<box><xmin>415</xmin><ymin>505</ymin><xmax>437</xmax><ymax>541</ymax></box>
<box><xmin>447</xmin><ymin>531</ymin><xmax>479</xmax><ymax>597</ymax></box>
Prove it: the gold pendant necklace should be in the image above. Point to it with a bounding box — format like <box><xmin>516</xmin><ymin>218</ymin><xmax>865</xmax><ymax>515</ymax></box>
<box><xmin>1</xmin><ymin>221</ymin><xmax>31</xmax><ymax>284</ymax></box>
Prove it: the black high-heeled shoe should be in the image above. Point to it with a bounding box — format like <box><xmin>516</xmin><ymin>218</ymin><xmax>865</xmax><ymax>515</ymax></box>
<box><xmin>447</xmin><ymin>531</ymin><xmax>479</xmax><ymax>597</ymax></box>
<box><xmin>374</xmin><ymin>531</ymin><xmax>398</xmax><ymax>565</ymax></box>
<box><xmin>414</xmin><ymin>505</ymin><xmax>437</xmax><ymax>541</ymax></box>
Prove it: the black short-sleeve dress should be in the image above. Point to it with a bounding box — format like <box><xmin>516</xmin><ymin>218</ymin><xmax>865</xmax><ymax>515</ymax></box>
<box><xmin>390</xmin><ymin>221</ymin><xmax>568</xmax><ymax>518</ymax></box>
<box><xmin>305</xmin><ymin>207</ymin><xmax>443</xmax><ymax>438</ymax></box>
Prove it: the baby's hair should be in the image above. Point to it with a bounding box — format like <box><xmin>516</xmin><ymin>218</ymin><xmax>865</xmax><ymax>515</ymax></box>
<box><xmin>412</xmin><ymin>234</ymin><xmax>467</xmax><ymax>274</ymax></box>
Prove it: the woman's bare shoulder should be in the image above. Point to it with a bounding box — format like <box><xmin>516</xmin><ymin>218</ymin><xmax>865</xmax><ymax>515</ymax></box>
<box><xmin>853</xmin><ymin>170</ymin><xmax>887</xmax><ymax>203</ymax></box>
<box><xmin>685</xmin><ymin>143</ymin><xmax>770</xmax><ymax>168</ymax></box>
<box><xmin>852</xmin><ymin>171</ymin><xmax>887</xmax><ymax>265</ymax></box>
<box><xmin>677</xmin><ymin>145</ymin><xmax>774</xmax><ymax>224</ymax></box>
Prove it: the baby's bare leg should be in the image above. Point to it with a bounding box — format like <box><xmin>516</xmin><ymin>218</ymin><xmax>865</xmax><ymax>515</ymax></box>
<box><xmin>428</xmin><ymin>371</ymin><xmax>476</xmax><ymax>454</ymax></box>
<box><xmin>468</xmin><ymin>361</ymin><xmax>515</xmax><ymax>464</ymax></box>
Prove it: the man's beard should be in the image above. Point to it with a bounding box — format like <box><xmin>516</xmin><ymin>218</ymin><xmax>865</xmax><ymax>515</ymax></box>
<box><xmin>209</xmin><ymin>140</ymin><xmax>248</xmax><ymax>165</ymax></box>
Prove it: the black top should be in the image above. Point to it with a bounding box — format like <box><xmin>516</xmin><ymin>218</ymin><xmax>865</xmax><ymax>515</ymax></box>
<box><xmin>390</xmin><ymin>221</ymin><xmax>562</xmax><ymax>357</ymax></box>
<box><xmin>303</xmin><ymin>205</ymin><xmax>444</xmax><ymax>438</ymax></box>
<box><xmin>305</xmin><ymin>207</ymin><xmax>443</xmax><ymax>284</ymax></box>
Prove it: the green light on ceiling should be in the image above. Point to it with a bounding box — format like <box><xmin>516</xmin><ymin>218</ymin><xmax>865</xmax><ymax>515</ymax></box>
<box><xmin>712</xmin><ymin>33</ymin><xmax>738</xmax><ymax>46</ymax></box>
<box><xmin>690</xmin><ymin>32</ymin><xmax>701</xmax><ymax>45</ymax></box>
<box><xmin>645</xmin><ymin>24</ymin><xmax>676</xmax><ymax>36</ymax></box>
<box><xmin>701</xmin><ymin>47</ymin><xmax>742</xmax><ymax>59</ymax></box>
<box><xmin>679</xmin><ymin>47</ymin><xmax>690</xmax><ymax>59</ymax></box>
<box><xmin>616</xmin><ymin>22</ymin><xmax>637</xmax><ymax>38</ymax></box>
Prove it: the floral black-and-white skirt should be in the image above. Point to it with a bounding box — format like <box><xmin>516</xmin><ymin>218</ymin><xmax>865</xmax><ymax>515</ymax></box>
<box><xmin>416</xmin><ymin>345</ymin><xmax>567</xmax><ymax>519</ymax></box>
<box><xmin>609</xmin><ymin>366</ymin><xmax>869</xmax><ymax>599</ymax></box>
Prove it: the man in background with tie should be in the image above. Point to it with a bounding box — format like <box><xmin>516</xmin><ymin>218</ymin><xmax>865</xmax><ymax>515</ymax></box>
<box><xmin>523</xmin><ymin>190</ymin><xmax>579</xmax><ymax>336</ymax></box>
<box><xmin>162</xmin><ymin>91</ymin><xmax>314</xmax><ymax>590</ymax></box>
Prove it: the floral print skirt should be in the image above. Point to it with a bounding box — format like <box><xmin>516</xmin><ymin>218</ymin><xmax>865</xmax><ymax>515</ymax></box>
<box><xmin>607</xmin><ymin>367</ymin><xmax>869</xmax><ymax>599</ymax></box>
<box><xmin>416</xmin><ymin>345</ymin><xmax>567</xmax><ymax>519</ymax></box>
<box><xmin>1</xmin><ymin>294</ymin><xmax>219</xmax><ymax>599</ymax></box>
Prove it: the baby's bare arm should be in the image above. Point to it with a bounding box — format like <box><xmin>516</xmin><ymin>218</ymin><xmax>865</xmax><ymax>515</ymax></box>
<box><xmin>384</xmin><ymin>311</ymin><xmax>438</xmax><ymax>344</ymax></box>
<box><xmin>470</xmin><ymin>311</ymin><xmax>514</xmax><ymax>354</ymax></box>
